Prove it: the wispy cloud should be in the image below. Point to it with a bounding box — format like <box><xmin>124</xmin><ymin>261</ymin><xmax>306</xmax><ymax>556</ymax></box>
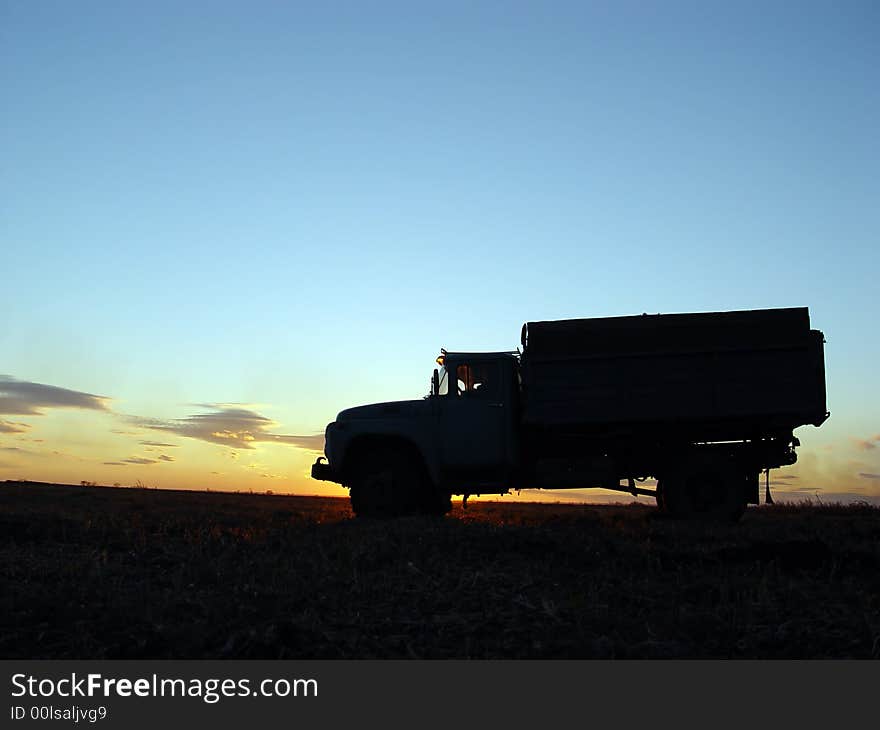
<box><xmin>852</xmin><ymin>433</ymin><xmax>880</xmax><ymax>451</ymax></box>
<box><xmin>1</xmin><ymin>377</ymin><xmax>323</xmax><ymax>466</ymax></box>
<box><xmin>771</xmin><ymin>474</ymin><xmax>799</xmax><ymax>482</ymax></box>
<box><xmin>0</xmin><ymin>420</ymin><xmax>30</xmax><ymax>433</ymax></box>
<box><xmin>128</xmin><ymin>406</ymin><xmax>324</xmax><ymax>452</ymax></box>
<box><xmin>859</xmin><ymin>472</ymin><xmax>880</xmax><ymax>481</ymax></box>
<box><xmin>0</xmin><ymin>376</ymin><xmax>110</xmax><ymax>416</ymax></box>
<box><xmin>263</xmin><ymin>433</ymin><xmax>326</xmax><ymax>451</ymax></box>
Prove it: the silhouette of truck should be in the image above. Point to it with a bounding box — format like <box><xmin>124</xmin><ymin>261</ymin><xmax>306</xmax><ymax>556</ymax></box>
<box><xmin>312</xmin><ymin>307</ymin><xmax>828</xmax><ymax>520</ymax></box>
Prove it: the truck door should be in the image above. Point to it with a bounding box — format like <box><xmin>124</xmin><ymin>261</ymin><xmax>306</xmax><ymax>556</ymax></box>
<box><xmin>439</xmin><ymin>359</ymin><xmax>509</xmax><ymax>483</ymax></box>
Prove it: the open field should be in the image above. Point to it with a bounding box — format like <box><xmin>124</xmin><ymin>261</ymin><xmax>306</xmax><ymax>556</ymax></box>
<box><xmin>1</xmin><ymin>481</ymin><xmax>878</xmax><ymax>659</ymax></box>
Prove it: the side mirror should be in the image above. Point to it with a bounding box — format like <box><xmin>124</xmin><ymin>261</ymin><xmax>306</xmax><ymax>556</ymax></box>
<box><xmin>432</xmin><ymin>368</ymin><xmax>440</xmax><ymax>397</ymax></box>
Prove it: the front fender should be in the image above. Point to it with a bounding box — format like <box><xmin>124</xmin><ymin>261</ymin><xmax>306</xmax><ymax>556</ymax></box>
<box><xmin>328</xmin><ymin>419</ymin><xmax>439</xmax><ymax>487</ymax></box>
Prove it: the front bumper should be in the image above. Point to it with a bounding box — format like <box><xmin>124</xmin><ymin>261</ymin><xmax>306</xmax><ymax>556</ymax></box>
<box><xmin>311</xmin><ymin>457</ymin><xmax>339</xmax><ymax>483</ymax></box>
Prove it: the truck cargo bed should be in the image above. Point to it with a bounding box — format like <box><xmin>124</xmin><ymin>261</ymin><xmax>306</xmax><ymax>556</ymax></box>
<box><xmin>519</xmin><ymin>308</ymin><xmax>827</xmax><ymax>439</ymax></box>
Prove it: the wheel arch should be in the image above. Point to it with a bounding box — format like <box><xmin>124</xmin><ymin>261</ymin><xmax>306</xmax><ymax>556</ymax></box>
<box><xmin>340</xmin><ymin>434</ymin><xmax>434</xmax><ymax>486</ymax></box>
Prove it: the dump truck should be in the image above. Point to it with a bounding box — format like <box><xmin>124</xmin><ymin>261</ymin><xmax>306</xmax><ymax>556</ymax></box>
<box><xmin>312</xmin><ymin>307</ymin><xmax>828</xmax><ymax>520</ymax></box>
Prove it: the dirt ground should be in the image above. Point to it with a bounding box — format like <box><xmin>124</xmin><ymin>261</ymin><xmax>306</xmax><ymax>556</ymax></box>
<box><xmin>1</xmin><ymin>481</ymin><xmax>878</xmax><ymax>658</ymax></box>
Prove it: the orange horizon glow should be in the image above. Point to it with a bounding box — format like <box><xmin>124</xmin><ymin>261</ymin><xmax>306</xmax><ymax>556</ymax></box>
<box><xmin>1</xmin><ymin>377</ymin><xmax>878</xmax><ymax>506</ymax></box>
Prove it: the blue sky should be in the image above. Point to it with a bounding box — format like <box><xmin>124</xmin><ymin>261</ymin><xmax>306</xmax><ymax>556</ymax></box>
<box><xmin>2</xmin><ymin>1</ymin><xmax>878</xmax><ymax>500</ymax></box>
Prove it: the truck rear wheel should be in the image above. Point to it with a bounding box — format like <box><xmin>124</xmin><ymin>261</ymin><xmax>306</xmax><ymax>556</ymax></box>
<box><xmin>657</xmin><ymin>458</ymin><xmax>747</xmax><ymax>522</ymax></box>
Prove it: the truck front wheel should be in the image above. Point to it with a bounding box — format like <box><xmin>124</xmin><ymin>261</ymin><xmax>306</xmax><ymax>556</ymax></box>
<box><xmin>348</xmin><ymin>447</ymin><xmax>447</xmax><ymax>518</ymax></box>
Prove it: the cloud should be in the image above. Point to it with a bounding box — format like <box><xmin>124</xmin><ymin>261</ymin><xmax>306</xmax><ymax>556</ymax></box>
<box><xmin>158</xmin><ymin>454</ymin><xmax>174</xmax><ymax>462</ymax></box>
<box><xmin>262</xmin><ymin>433</ymin><xmax>327</xmax><ymax>451</ymax></box>
<box><xmin>0</xmin><ymin>420</ymin><xmax>30</xmax><ymax>434</ymax></box>
<box><xmin>0</xmin><ymin>376</ymin><xmax>110</xmax><ymax>416</ymax></box>
<box><xmin>852</xmin><ymin>434</ymin><xmax>880</xmax><ymax>451</ymax></box>
<box><xmin>770</xmin><ymin>474</ymin><xmax>799</xmax><ymax>482</ymax></box>
<box><xmin>122</xmin><ymin>457</ymin><xmax>157</xmax><ymax>465</ymax></box>
<box><xmin>859</xmin><ymin>472</ymin><xmax>880</xmax><ymax>481</ymax></box>
<box><xmin>128</xmin><ymin>406</ymin><xmax>324</xmax><ymax>452</ymax></box>
<box><xmin>139</xmin><ymin>440</ymin><xmax>179</xmax><ymax>447</ymax></box>
<box><xmin>103</xmin><ymin>462</ymin><xmax>127</xmax><ymax>466</ymax></box>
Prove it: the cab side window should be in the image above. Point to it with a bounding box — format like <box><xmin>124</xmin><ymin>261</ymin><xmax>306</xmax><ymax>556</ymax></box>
<box><xmin>456</xmin><ymin>362</ymin><xmax>497</xmax><ymax>398</ymax></box>
<box><xmin>456</xmin><ymin>364</ymin><xmax>472</xmax><ymax>395</ymax></box>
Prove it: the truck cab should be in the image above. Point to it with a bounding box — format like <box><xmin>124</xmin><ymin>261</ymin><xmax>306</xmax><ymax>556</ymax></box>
<box><xmin>433</xmin><ymin>351</ymin><xmax>520</xmax><ymax>490</ymax></box>
<box><xmin>311</xmin><ymin>351</ymin><xmax>519</xmax><ymax>516</ymax></box>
